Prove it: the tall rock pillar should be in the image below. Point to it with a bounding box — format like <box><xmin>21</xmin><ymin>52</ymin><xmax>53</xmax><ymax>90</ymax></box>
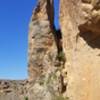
<box><xmin>28</xmin><ymin>0</ymin><xmax>57</xmax><ymax>81</ymax></box>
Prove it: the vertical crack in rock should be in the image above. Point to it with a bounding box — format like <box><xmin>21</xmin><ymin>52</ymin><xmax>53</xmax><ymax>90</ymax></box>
<box><xmin>52</xmin><ymin>28</ymin><xmax>67</xmax><ymax>94</ymax></box>
<box><xmin>46</xmin><ymin>0</ymin><xmax>67</xmax><ymax>94</ymax></box>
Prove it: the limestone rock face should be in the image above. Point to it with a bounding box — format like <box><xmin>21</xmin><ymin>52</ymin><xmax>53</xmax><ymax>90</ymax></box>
<box><xmin>28</xmin><ymin>0</ymin><xmax>57</xmax><ymax>81</ymax></box>
<box><xmin>60</xmin><ymin>0</ymin><xmax>100</xmax><ymax>100</ymax></box>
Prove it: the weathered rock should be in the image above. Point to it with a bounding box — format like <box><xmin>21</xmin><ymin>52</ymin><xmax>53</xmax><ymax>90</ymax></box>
<box><xmin>0</xmin><ymin>0</ymin><xmax>100</xmax><ymax>100</ymax></box>
<box><xmin>0</xmin><ymin>80</ymin><xmax>28</xmax><ymax>100</ymax></box>
<box><xmin>27</xmin><ymin>0</ymin><xmax>63</xmax><ymax>99</ymax></box>
<box><xmin>60</xmin><ymin>0</ymin><xmax>100</xmax><ymax>100</ymax></box>
<box><xmin>28</xmin><ymin>0</ymin><xmax>57</xmax><ymax>81</ymax></box>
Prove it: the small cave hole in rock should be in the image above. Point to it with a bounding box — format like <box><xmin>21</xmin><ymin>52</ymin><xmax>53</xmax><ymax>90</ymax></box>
<box><xmin>78</xmin><ymin>25</ymin><xmax>100</xmax><ymax>49</ymax></box>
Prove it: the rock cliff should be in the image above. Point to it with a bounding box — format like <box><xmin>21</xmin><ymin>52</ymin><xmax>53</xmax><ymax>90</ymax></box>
<box><xmin>0</xmin><ymin>0</ymin><xmax>100</xmax><ymax>100</ymax></box>
<box><xmin>60</xmin><ymin>0</ymin><xmax>100</xmax><ymax>100</ymax></box>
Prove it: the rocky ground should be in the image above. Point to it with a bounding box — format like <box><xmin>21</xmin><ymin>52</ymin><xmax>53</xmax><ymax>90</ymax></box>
<box><xmin>0</xmin><ymin>80</ymin><xmax>28</xmax><ymax>100</ymax></box>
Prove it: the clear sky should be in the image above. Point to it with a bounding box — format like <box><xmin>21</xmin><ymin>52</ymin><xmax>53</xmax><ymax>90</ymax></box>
<box><xmin>0</xmin><ymin>0</ymin><xmax>59</xmax><ymax>80</ymax></box>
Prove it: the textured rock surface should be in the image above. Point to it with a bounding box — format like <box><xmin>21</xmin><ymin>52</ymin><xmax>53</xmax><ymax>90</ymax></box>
<box><xmin>28</xmin><ymin>0</ymin><xmax>57</xmax><ymax>81</ymax></box>
<box><xmin>27</xmin><ymin>0</ymin><xmax>64</xmax><ymax>99</ymax></box>
<box><xmin>60</xmin><ymin>0</ymin><xmax>100</xmax><ymax>100</ymax></box>
<box><xmin>0</xmin><ymin>0</ymin><xmax>100</xmax><ymax>100</ymax></box>
<box><xmin>0</xmin><ymin>80</ymin><xmax>28</xmax><ymax>100</ymax></box>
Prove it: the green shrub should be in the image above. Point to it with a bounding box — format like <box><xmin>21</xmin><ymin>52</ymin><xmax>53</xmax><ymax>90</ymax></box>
<box><xmin>46</xmin><ymin>72</ymin><xmax>57</xmax><ymax>85</ymax></box>
<box><xmin>57</xmin><ymin>51</ymin><xmax>66</xmax><ymax>62</ymax></box>
<box><xmin>39</xmin><ymin>74</ymin><xmax>45</xmax><ymax>85</ymax></box>
<box><xmin>24</xmin><ymin>96</ymin><xmax>28</xmax><ymax>100</ymax></box>
<box><xmin>54</xmin><ymin>95</ymin><xmax>69</xmax><ymax>100</ymax></box>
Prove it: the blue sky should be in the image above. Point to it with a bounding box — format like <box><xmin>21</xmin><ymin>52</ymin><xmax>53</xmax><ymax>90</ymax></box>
<box><xmin>0</xmin><ymin>0</ymin><xmax>59</xmax><ymax>80</ymax></box>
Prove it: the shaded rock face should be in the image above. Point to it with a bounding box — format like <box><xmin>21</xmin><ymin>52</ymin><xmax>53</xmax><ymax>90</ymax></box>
<box><xmin>60</xmin><ymin>0</ymin><xmax>100</xmax><ymax>100</ymax></box>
